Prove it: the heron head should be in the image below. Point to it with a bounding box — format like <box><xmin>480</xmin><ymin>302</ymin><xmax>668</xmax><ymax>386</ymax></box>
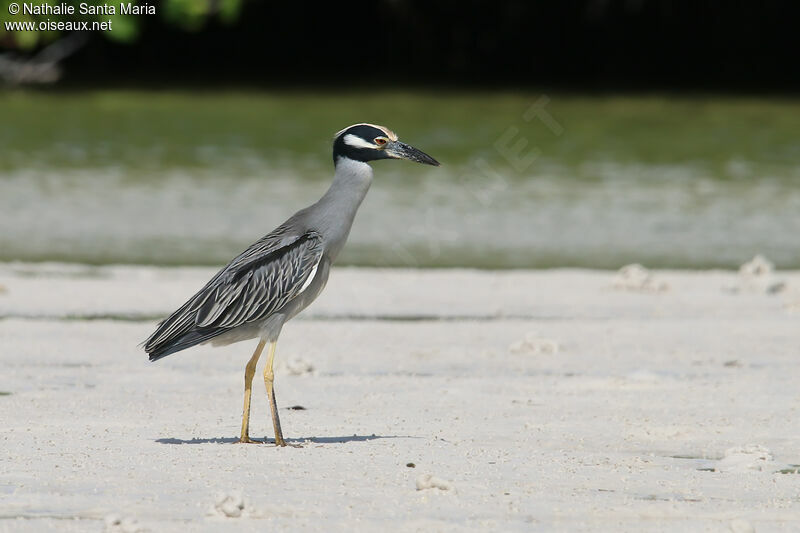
<box><xmin>332</xmin><ymin>123</ymin><xmax>440</xmax><ymax>167</ymax></box>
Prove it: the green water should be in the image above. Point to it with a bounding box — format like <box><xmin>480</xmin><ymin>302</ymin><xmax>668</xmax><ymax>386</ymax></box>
<box><xmin>2</xmin><ymin>90</ymin><xmax>799</xmax><ymax>268</ymax></box>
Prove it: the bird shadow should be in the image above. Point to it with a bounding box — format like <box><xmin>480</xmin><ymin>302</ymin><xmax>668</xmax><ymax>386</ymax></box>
<box><xmin>155</xmin><ymin>434</ymin><xmax>414</xmax><ymax>445</ymax></box>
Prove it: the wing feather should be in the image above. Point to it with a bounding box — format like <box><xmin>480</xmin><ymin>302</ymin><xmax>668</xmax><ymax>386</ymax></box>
<box><xmin>144</xmin><ymin>228</ymin><xmax>323</xmax><ymax>358</ymax></box>
<box><xmin>194</xmin><ymin>232</ymin><xmax>323</xmax><ymax>328</ymax></box>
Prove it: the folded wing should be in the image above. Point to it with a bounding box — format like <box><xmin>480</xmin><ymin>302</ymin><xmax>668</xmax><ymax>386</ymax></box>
<box><xmin>144</xmin><ymin>229</ymin><xmax>323</xmax><ymax>361</ymax></box>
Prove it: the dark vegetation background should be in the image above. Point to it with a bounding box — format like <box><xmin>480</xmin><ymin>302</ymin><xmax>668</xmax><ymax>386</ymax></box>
<box><xmin>2</xmin><ymin>1</ymin><xmax>799</xmax><ymax>269</ymax></box>
<box><xmin>2</xmin><ymin>0</ymin><xmax>798</xmax><ymax>91</ymax></box>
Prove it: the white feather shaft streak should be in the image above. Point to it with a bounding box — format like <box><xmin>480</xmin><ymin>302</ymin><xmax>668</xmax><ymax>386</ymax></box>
<box><xmin>298</xmin><ymin>259</ymin><xmax>320</xmax><ymax>295</ymax></box>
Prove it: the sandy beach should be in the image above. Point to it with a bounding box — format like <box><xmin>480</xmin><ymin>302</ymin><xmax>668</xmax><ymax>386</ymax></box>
<box><xmin>1</xmin><ymin>262</ymin><xmax>799</xmax><ymax>532</ymax></box>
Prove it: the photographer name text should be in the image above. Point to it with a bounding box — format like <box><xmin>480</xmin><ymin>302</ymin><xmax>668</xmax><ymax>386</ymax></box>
<box><xmin>19</xmin><ymin>2</ymin><xmax>155</xmax><ymax>15</ymax></box>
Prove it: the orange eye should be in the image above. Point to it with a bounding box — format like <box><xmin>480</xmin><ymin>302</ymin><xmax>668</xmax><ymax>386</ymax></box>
<box><xmin>374</xmin><ymin>137</ymin><xmax>387</xmax><ymax>146</ymax></box>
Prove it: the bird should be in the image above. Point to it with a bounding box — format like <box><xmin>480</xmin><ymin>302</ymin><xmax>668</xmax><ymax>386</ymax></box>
<box><xmin>143</xmin><ymin>123</ymin><xmax>439</xmax><ymax>446</ymax></box>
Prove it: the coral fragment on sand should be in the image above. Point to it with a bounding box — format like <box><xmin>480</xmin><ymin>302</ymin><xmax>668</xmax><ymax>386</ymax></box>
<box><xmin>416</xmin><ymin>474</ymin><xmax>454</xmax><ymax>491</ymax></box>
<box><xmin>612</xmin><ymin>264</ymin><xmax>668</xmax><ymax>292</ymax></box>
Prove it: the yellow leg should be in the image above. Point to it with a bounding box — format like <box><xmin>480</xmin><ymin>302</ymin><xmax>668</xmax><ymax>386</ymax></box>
<box><xmin>263</xmin><ymin>340</ymin><xmax>286</xmax><ymax>446</ymax></box>
<box><xmin>239</xmin><ymin>339</ymin><xmax>266</xmax><ymax>444</ymax></box>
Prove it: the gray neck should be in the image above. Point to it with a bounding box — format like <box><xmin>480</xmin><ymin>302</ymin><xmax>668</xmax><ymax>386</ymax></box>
<box><xmin>307</xmin><ymin>157</ymin><xmax>373</xmax><ymax>261</ymax></box>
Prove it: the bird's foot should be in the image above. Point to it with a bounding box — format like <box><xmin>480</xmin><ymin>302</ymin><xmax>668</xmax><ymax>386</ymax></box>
<box><xmin>273</xmin><ymin>437</ymin><xmax>302</xmax><ymax>448</ymax></box>
<box><xmin>237</xmin><ymin>436</ymin><xmax>264</xmax><ymax>444</ymax></box>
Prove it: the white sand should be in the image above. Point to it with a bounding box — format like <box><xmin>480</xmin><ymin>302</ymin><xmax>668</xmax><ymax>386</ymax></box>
<box><xmin>1</xmin><ymin>263</ymin><xmax>799</xmax><ymax>532</ymax></box>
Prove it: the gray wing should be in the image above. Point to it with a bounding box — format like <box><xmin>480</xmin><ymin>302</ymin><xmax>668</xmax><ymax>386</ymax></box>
<box><xmin>144</xmin><ymin>228</ymin><xmax>323</xmax><ymax>361</ymax></box>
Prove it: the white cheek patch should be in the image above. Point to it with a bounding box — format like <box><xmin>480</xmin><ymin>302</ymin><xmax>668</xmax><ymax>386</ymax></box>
<box><xmin>343</xmin><ymin>134</ymin><xmax>377</xmax><ymax>150</ymax></box>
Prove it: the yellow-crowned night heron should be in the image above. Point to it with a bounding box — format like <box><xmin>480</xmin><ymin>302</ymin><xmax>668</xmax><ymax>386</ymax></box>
<box><xmin>143</xmin><ymin>124</ymin><xmax>439</xmax><ymax>446</ymax></box>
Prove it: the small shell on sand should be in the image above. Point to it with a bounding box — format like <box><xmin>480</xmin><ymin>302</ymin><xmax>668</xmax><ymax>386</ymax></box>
<box><xmin>612</xmin><ymin>264</ymin><xmax>668</xmax><ymax>292</ymax></box>
<box><xmin>716</xmin><ymin>445</ymin><xmax>774</xmax><ymax>473</ymax></box>
<box><xmin>509</xmin><ymin>333</ymin><xmax>559</xmax><ymax>355</ymax></box>
<box><xmin>209</xmin><ymin>492</ymin><xmax>248</xmax><ymax>518</ymax></box>
<box><xmin>416</xmin><ymin>474</ymin><xmax>454</xmax><ymax>492</ymax></box>
<box><xmin>734</xmin><ymin>254</ymin><xmax>787</xmax><ymax>294</ymax></box>
<box><xmin>276</xmin><ymin>357</ymin><xmax>315</xmax><ymax>376</ymax></box>
<box><xmin>739</xmin><ymin>254</ymin><xmax>774</xmax><ymax>277</ymax></box>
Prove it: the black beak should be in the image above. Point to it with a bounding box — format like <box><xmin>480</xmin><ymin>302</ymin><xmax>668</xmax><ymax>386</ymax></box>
<box><xmin>385</xmin><ymin>141</ymin><xmax>440</xmax><ymax>166</ymax></box>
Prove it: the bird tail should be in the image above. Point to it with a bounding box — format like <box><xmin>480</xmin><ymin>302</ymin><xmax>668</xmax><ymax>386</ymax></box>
<box><xmin>143</xmin><ymin>301</ymin><xmax>225</xmax><ymax>362</ymax></box>
<box><xmin>146</xmin><ymin>328</ymin><xmax>224</xmax><ymax>362</ymax></box>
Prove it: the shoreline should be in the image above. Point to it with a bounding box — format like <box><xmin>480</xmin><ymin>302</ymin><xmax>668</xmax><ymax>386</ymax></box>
<box><xmin>1</xmin><ymin>263</ymin><xmax>798</xmax><ymax>531</ymax></box>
